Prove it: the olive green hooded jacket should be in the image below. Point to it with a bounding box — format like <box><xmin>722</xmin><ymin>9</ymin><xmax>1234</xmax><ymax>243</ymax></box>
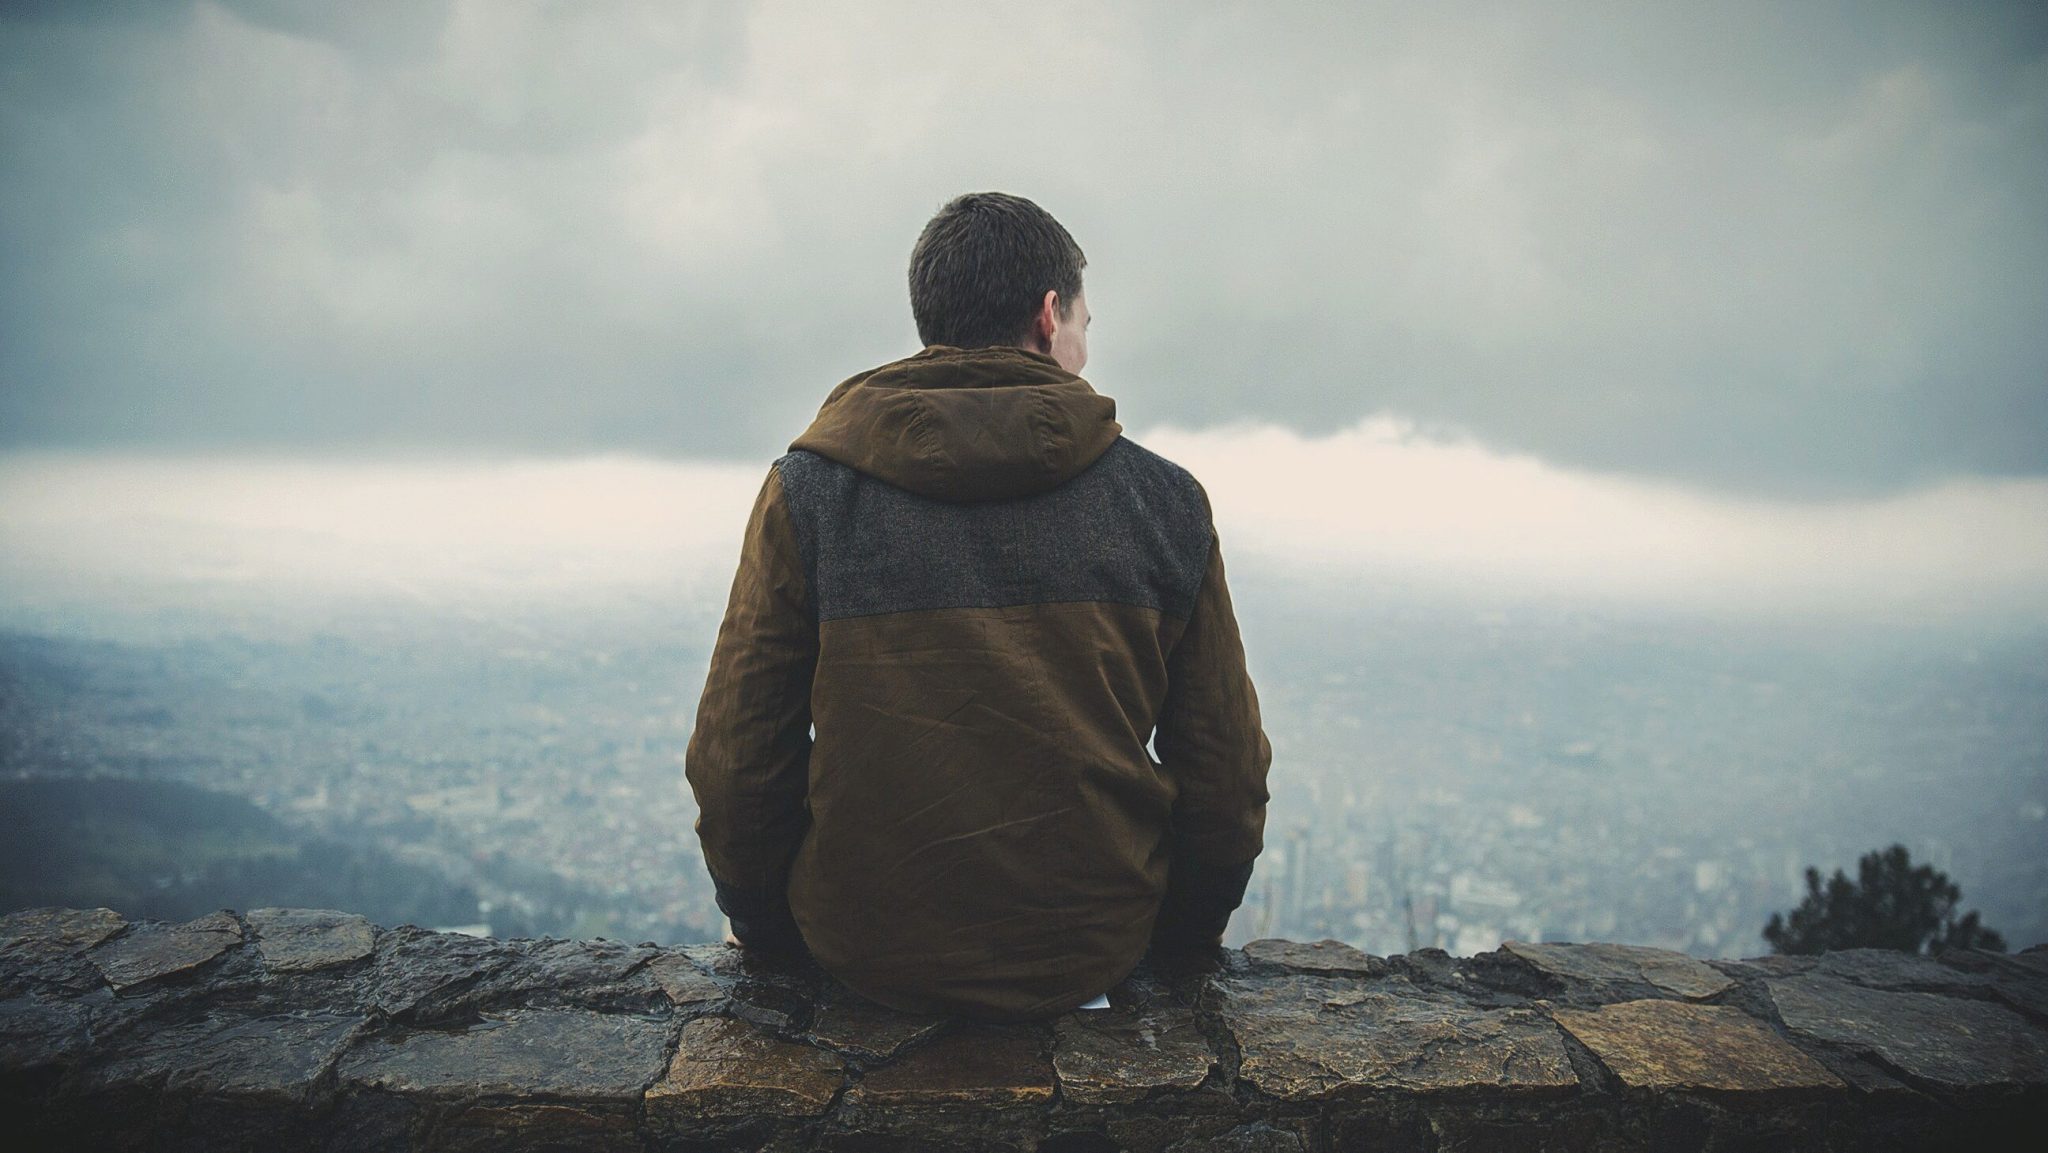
<box><xmin>685</xmin><ymin>345</ymin><xmax>1271</xmax><ymax>1021</ymax></box>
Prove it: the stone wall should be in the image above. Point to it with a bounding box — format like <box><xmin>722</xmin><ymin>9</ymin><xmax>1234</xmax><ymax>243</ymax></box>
<box><xmin>4</xmin><ymin>907</ymin><xmax>2044</xmax><ymax>1151</ymax></box>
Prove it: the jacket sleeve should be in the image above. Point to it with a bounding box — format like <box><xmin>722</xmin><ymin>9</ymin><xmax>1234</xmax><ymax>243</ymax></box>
<box><xmin>1149</xmin><ymin>514</ymin><xmax>1273</xmax><ymax>953</ymax></box>
<box><xmin>684</xmin><ymin>464</ymin><xmax>817</xmax><ymax>950</ymax></box>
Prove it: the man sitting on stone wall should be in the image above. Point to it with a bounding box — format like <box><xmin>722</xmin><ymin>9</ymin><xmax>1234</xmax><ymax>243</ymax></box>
<box><xmin>685</xmin><ymin>191</ymin><xmax>1272</xmax><ymax>1021</ymax></box>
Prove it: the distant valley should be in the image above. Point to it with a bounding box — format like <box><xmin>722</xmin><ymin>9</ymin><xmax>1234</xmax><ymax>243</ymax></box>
<box><xmin>4</xmin><ymin>585</ymin><xmax>2041</xmax><ymax>955</ymax></box>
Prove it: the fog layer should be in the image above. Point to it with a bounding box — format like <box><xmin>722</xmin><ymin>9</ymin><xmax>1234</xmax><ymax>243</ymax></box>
<box><xmin>4</xmin><ymin>433</ymin><xmax>2042</xmax><ymax>629</ymax></box>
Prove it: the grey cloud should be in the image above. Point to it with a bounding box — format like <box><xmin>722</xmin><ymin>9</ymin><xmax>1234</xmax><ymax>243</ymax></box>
<box><xmin>1</xmin><ymin>0</ymin><xmax>2043</xmax><ymax>496</ymax></box>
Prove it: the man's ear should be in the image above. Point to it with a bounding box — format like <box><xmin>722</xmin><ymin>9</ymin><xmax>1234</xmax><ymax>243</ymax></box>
<box><xmin>1032</xmin><ymin>289</ymin><xmax>1060</xmax><ymax>352</ymax></box>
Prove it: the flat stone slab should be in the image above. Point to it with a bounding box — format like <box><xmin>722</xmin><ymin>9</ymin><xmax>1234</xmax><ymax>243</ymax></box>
<box><xmin>1054</xmin><ymin>1001</ymin><xmax>1214</xmax><ymax>1104</ymax></box>
<box><xmin>1554</xmin><ymin>999</ymin><xmax>1841</xmax><ymax>1094</ymax></box>
<box><xmin>338</xmin><ymin>1008</ymin><xmax>672</xmax><ymax>1100</ymax></box>
<box><xmin>89</xmin><ymin>911</ymin><xmax>241</xmax><ymax>990</ymax></box>
<box><xmin>1710</xmin><ymin>955</ymin><xmax>1817</xmax><ymax>981</ymax></box>
<box><xmin>648</xmin><ymin>1015</ymin><xmax>845</xmax><ymax>1119</ymax></box>
<box><xmin>248</xmin><ymin>908</ymin><xmax>376</xmax><ymax>972</ymax></box>
<box><xmin>85</xmin><ymin>1011</ymin><xmax>363</xmax><ymax>1101</ymax></box>
<box><xmin>1769</xmin><ymin>975</ymin><xmax>2048</xmax><ymax>1091</ymax></box>
<box><xmin>1813</xmin><ymin>949</ymin><xmax>1992</xmax><ymax>995</ymax></box>
<box><xmin>670</xmin><ymin>942</ymin><xmax>816</xmax><ymax>1029</ymax></box>
<box><xmin>849</xmin><ymin>1025</ymin><xmax>1055</xmax><ymax>1108</ymax></box>
<box><xmin>479</xmin><ymin>938</ymin><xmax>661</xmax><ymax>1009</ymax></box>
<box><xmin>806</xmin><ymin>994</ymin><xmax>947</xmax><ymax>1061</ymax></box>
<box><xmin>1503</xmin><ymin>941</ymin><xmax>1734</xmax><ymax>1001</ymax></box>
<box><xmin>1214</xmin><ymin>973</ymin><xmax>1576</xmax><ymax>1100</ymax></box>
<box><xmin>647</xmin><ymin>951</ymin><xmax>723</xmax><ymax>1006</ymax></box>
<box><xmin>1243</xmin><ymin>938</ymin><xmax>1386</xmax><ymax>977</ymax></box>
<box><xmin>360</xmin><ymin>926</ymin><xmax>515</xmax><ymax>1021</ymax></box>
<box><xmin>675</xmin><ymin>941</ymin><xmax>817</xmax><ymax>987</ymax></box>
<box><xmin>1937</xmin><ymin>949</ymin><xmax>2048</xmax><ymax>1023</ymax></box>
<box><xmin>506</xmin><ymin>938</ymin><xmax>658</xmax><ymax>986</ymax></box>
<box><xmin>0</xmin><ymin>907</ymin><xmax>125</xmax><ymax>963</ymax></box>
<box><xmin>0</xmin><ymin>992</ymin><xmax>96</xmax><ymax>1070</ymax></box>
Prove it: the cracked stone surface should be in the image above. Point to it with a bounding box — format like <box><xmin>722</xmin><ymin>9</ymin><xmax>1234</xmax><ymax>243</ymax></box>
<box><xmin>1768</xmin><ymin>975</ymin><xmax>2048</xmax><ymax>1091</ymax></box>
<box><xmin>849</xmin><ymin>1024</ymin><xmax>1055</xmax><ymax>1108</ymax></box>
<box><xmin>670</xmin><ymin>942</ymin><xmax>818</xmax><ymax>1030</ymax></box>
<box><xmin>84</xmin><ymin>1010</ymin><xmax>363</xmax><ymax>1101</ymax></box>
<box><xmin>338</xmin><ymin>1008</ymin><xmax>671</xmax><ymax>1100</ymax></box>
<box><xmin>0</xmin><ymin>991</ymin><xmax>95</xmax><ymax>1070</ymax></box>
<box><xmin>359</xmin><ymin>925</ymin><xmax>515</xmax><ymax>1021</ymax></box>
<box><xmin>1502</xmin><ymin>941</ymin><xmax>1735</xmax><ymax>1000</ymax></box>
<box><xmin>647</xmin><ymin>951</ymin><xmax>723</xmax><ymax>1007</ymax></box>
<box><xmin>1215</xmin><ymin>973</ymin><xmax>1576</xmax><ymax>1099</ymax></box>
<box><xmin>248</xmin><ymin>908</ymin><xmax>376</xmax><ymax>972</ymax></box>
<box><xmin>1053</xmin><ymin>1000</ymin><xmax>1215</xmax><ymax>1104</ymax></box>
<box><xmin>648</xmin><ymin>1015</ymin><xmax>845</xmax><ymax>1119</ymax></box>
<box><xmin>1554</xmin><ymin>999</ymin><xmax>1841</xmax><ymax>1094</ymax></box>
<box><xmin>1710</xmin><ymin>954</ymin><xmax>1816</xmax><ymax>981</ymax></box>
<box><xmin>1937</xmin><ymin>949</ymin><xmax>2048</xmax><ymax>1023</ymax></box>
<box><xmin>1811</xmin><ymin>949</ymin><xmax>1993</xmax><ymax>995</ymax></box>
<box><xmin>1242</xmin><ymin>938</ymin><xmax>1385</xmax><ymax>977</ymax></box>
<box><xmin>806</xmin><ymin>992</ymin><xmax>947</xmax><ymax>1061</ymax></box>
<box><xmin>475</xmin><ymin>938</ymin><xmax>662</xmax><ymax>1012</ymax></box>
<box><xmin>6</xmin><ymin>909</ymin><xmax>2043</xmax><ymax>1150</ymax></box>
<box><xmin>88</xmin><ymin>910</ymin><xmax>242</xmax><ymax>990</ymax></box>
<box><xmin>0</xmin><ymin>907</ymin><xmax>125</xmax><ymax>964</ymax></box>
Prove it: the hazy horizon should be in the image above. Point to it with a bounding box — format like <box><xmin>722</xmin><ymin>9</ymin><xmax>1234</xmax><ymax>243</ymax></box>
<box><xmin>5</xmin><ymin>426</ymin><xmax>2045</xmax><ymax>639</ymax></box>
<box><xmin>3</xmin><ymin>2</ymin><xmax>2043</xmax><ymax>957</ymax></box>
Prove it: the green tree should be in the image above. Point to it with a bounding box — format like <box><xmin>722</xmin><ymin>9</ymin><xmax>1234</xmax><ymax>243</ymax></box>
<box><xmin>1765</xmin><ymin>844</ymin><xmax>2005</xmax><ymax>955</ymax></box>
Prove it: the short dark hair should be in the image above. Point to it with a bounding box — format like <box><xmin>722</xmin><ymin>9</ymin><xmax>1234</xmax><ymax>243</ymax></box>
<box><xmin>908</xmin><ymin>192</ymin><xmax>1086</xmax><ymax>349</ymax></box>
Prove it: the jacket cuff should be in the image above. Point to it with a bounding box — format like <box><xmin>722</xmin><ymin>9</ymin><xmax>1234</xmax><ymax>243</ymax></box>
<box><xmin>1150</xmin><ymin>856</ymin><xmax>1255</xmax><ymax>952</ymax></box>
<box><xmin>714</xmin><ymin>878</ymin><xmax>804</xmax><ymax>952</ymax></box>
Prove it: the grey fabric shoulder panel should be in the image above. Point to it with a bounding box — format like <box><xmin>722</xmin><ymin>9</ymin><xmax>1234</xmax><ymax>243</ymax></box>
<box><xmin>773</xmin><ymin>437</ymin><xmax>1213</xmax><ymax>623</ymax></box>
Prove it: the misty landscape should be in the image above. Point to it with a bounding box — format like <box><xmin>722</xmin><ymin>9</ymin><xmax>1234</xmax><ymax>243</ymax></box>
<box><xmin>4</xmin><ymin>0</ymin><xmax>2046</xmax><ymax>965</ymax></box>
<box><xmin>2</xmin><ymin>453</ymin><xmax>2041</xmax><ymax>958</ymax></box>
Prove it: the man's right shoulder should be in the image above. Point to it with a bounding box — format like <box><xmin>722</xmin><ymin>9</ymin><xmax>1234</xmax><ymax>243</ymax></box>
<box><xmin>767</xmin><ymin>448</ymin><xmax>846</xmax><ymax>508</ymax></box>
<box><xmin>1110</xmin><ymin>435</ymin><xmax>1208</xmax><ymax>503</ymax></box>
<box><xmin>771</xmin><ymin>448</ymin><xmax>828</xmax><ymax>476</ymax></box>
<box><xmin>1094</xmin><ymin>436</ymin><xmax>1215</xmax><ymax>538</ymax></box>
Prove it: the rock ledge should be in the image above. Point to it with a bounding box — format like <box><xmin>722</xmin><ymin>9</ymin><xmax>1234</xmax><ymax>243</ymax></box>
<box><xmin>5</xmin><ymin>910</ymin><xmax>2044</xmax><ymax>1151</ymax></box>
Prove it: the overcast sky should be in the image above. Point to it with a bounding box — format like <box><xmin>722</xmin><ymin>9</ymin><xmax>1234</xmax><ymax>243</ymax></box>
<box><xmin>2</xmin><ymin>0</ymin><xmax>2045</xmax><ymax>498</ymax></box>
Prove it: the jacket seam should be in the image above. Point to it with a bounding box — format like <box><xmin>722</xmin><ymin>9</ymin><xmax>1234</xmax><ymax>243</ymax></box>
<box><xmin>768</xmin><ymin>458</ymin><xmax>819</xmax><ymax>622</ymax></box>
<box><xmin>1166</xmin><ymin>529</ymin><xmax>1219</xmax><ymax>663</ymax></box>
<box><xmin>905</xmin><ymin>395</ymin><xmax>953</xmax><ymax>492</ymax></box>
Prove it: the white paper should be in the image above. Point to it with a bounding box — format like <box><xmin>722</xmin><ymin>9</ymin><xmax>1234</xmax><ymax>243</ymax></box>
<box><xmin>1079</xmin><ymin>992</ymin><xmax>1111</xmax><ymax>1010</ymax></box>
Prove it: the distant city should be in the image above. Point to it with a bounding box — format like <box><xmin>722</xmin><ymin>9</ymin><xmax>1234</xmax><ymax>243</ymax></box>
<box><xmin>3</xmin><ymin>577</ymin><xmax>2042</xmax><ymax>956</ymax></box>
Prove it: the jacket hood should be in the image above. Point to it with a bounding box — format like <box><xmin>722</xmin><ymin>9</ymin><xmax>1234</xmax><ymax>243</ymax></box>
<box><xmin>790</xmin><ymin>345</ymin><xmax>1122</xmax><ymax>502</ymax></box>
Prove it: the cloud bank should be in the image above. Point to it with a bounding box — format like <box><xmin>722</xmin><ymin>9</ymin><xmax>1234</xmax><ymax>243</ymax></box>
<box><xmin>4</xmin><ymin>433</ymin><xmax>2042</xmax><ymax>626</ymax></box>
<box><xmin>2</xmin><ymin>1</ymin><xmax>2044</xmax><ymax>496</ymax></box>
<box><xmin>1146</xmin><ymin>420</ymin><xmax>2048</xmax><ymax>617</ymax></box>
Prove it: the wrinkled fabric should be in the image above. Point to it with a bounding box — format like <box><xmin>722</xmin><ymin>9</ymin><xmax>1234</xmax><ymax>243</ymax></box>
<box><xmin>791</xmin><ymin>344</ymin><xmax>1122</xmax><ymax>502</ymax></box>
<box><xmin>686</xmin><ymin>345</ymin><xmax>1271</xmax><ymax>1021</ymax></box>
